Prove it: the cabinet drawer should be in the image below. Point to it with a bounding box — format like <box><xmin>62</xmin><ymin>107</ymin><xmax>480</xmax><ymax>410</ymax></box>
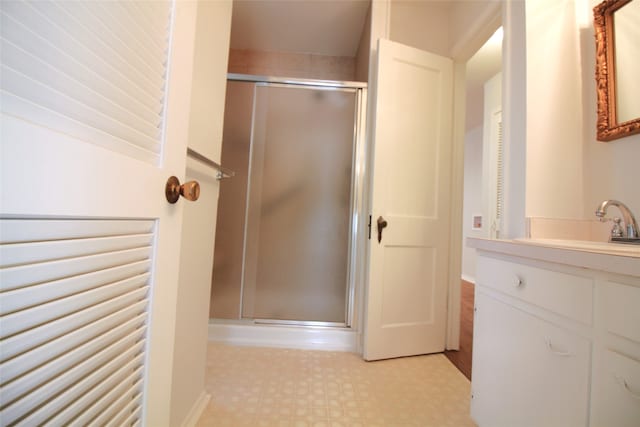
<box><xmin>477</xmin><ymin>255</ymin><xmax>593</xmax><ymax>324</ymax></box>
<box><xmin>603</xmin><ymin>281</ymin><xmax>640</xmax><ymax>344</ymax></box>
<box><xmin>591</xmin><ymin>350</ymin><xmax>640</xmax><ymax>427</ymax></box>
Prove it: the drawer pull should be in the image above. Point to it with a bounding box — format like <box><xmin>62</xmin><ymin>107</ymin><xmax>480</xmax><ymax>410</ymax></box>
<box><xmin>544</xmin><ymin>338</ymin><xmax>572</xmax><ymax>357</ymax></box>
<box><xmin>615</xmin><ymin>375</ymin><xmax>640</xmax><ymax>400</ymax></box>
<box><xmin>512</xmin><ymin>275</ymin><xmax>524</xmax><ymax>288</ymax></box>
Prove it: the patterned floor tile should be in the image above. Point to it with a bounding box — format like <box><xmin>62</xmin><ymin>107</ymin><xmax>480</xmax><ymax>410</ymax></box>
<box><xmin>197</xmin><ymin>343</ymin><xmax>476</xmax><ymax>427</ymax></box>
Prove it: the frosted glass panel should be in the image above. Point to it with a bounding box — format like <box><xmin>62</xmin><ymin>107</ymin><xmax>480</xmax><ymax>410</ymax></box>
<box><xmin>242</xmin><ymin>85</ymin><xmax>356</xmax><ymax>322</ymax></box>
<box><xmin>210</xmin><ymin>81</ymin><xmax>254</xmax><ymax>319</ymax></box>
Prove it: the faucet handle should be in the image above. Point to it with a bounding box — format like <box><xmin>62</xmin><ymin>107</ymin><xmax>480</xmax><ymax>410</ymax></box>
<box><xmin>611</xmin><ymin>217</ymin><xmax>624</xmax><ymax>238</ymax></box>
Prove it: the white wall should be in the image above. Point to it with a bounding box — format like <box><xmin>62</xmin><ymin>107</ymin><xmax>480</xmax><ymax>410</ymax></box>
<box><xmin>170</xmin><ymin>1</ymin><xmax>232</xmax><ymax>426</ymax></box>
<box><xmin>525</xmin><ymin>0</ymin><xmax>585</xmax><ymax>220</ymax></box>
<box><xmin>524</xmin><ymin>0</ymin><xmax>640</xmax><ymax>225</ymax></box>
<box><xmin>581</xmin><ymin>0</ymin><xmax>640</xmax><ymax>219</ymax></box>
<box><xmin>388</xmin><ymin>0</ymin><xmax>451</xmax><ymax>57</ymax></box>
<box><xmin>227</xmin><ymin>49</ymin><xmax>356</xmax><ymax>81</ymax></box>
<box><xmin>186</xmin><ymin>1</ymin><xmax>232</xmax><ymax>164</ymax></box>
<box><xmin>171</xmin><ymin>161</ymin><xmax>220</xmax><ymax>427</ymax></box>
<box><xmin>461</xmin><ymin>126</ymin><xmax>483</xmax><ymax>282</ymax></box>
<box><xmin>450</xmin><ymin>1</ymin><xmax>503</xmax><ymax>57</ymax></box>
<box><xmin>501</xmin><ymin>0</ymin><xmax>527</xmax><ymax>239</ymax></box>
<box><xmin>355</xmin><ymin>3</ymin><xmax>372</xmax><ymax>82</ymax></box>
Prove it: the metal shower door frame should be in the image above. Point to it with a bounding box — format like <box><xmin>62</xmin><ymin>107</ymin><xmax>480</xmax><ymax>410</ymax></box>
<box><xmin>228</xmin><ymin>73</ymin><xmax>367</xmax><ymax>328</ymax></box>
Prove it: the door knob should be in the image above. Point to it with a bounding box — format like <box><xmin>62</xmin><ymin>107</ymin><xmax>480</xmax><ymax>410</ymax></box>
<box><xmin>377</xmin><ymin>216</ymin><xmax>388</xmax><ymax>243</ymax></box>
<box><xmin>165</xmin><ymin>176</ymin><xmax>200</xmax><ymax>204</ymax></box>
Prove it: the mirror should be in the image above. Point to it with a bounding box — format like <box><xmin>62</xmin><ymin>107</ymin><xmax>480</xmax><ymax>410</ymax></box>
<box><xmin>594</xmin><ymin>0</ymin><xmax>640</xmax><ymax>141</ymax></box>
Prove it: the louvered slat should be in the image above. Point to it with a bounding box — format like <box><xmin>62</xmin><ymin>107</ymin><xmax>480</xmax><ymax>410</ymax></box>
<box><xmin>104</xmin><ymin>393</ymin><xmax>143</xmax><ymax>427</ymax></box>
<box><xmin>1</xmin><ymin>66</ymin><xmax>161</xmax><ymax>154</ymax></box>
<box><xmin>2</xmin><ymin>289</ymin><xmax>147</xmax><ymax>362</ymax></box>
<box><xmin>111</xmin><ymin>402</ymin><xmax>143</xmax><ymax>427</ymax></box>
<box><xmin>78</xmin><ymin>1</ymin><xmax>167</xmax><ymax>78</ymax></box>
<box><xmin>1</xmin><ymin>322</ymin><xmax>145</xmax><ymax>407</ymax></box>
<box><xmin>49</xmin><ymin>366</ymin><xmax>143</xmax><ymax>426</ymax></box>
<box><xmin>0</xmin><ymin>219</ymin><xmax>154</xmax><ymax>243</ymax></box>
<box><xmin>1</xmin><ymin>260</ymin><xmax>150</xmax><ymax>314</ymax></box>
<box><xmin>0</xmin><ymin>247</ymin><xmax>151</xmax><ymax>291</ymax></box>
<box><xmin>26</xmin><ymin>1</ymin><xmax>165</xmax><ymax>93</ymax></box>
<box><xmin>113</xmin><ymin>1</ymin><xmax>170</xmax><ymax>64</ymax></box>
<box><xmin>63</xmin><ymin>2</ymin><xmax>165</xmax><ymax>81</ymax></box>
<box><xmin>2</xmin><ymin>278</ymin><xmax>147</xmax><ymax>351</ymax></box>
<box><xmin>0</xmin><ymin>218</ymin><xmax>155</xmax><ymax>425</ymax></box>
<box><xmin>0</xmin><ymin>3</ymin><xmax>161</xmax><ymax>110</ymax></box>
<box><xmin>0</xmin><ymin>39</ymin><xmax>162</xmax><ymax>141</ymax></box>
<box><xmin>0</xmin><ymin>0</ymin><xmax>172</xmax><ymax>164</ymax></box>
<box><xmin>0</xmin><ymin>233</ymin><xmax>153</xmax><ymax>267</ymax></box>
<box><xmin>1</xmin><ymin>308</ymin><xmax>146</xmax><ymax>383</ymax></box>
<box><xmin>4</xmin><ymin>336</ymin><xmax>146</xmax><ymax>425</ymax></box>
<box><xmin>96</xmin><ymin>1</ymin><xmax>169</xmax><ymax>62</ymax></box>
<box><xmin>0</xmin><ymin>10</ymin><xmax>162</xmax><ymax>124</ymax></box>
<box><xmin>496</xmin><ymin>119</ymin><xmax>504</xmax><ymax>222</ymax></box>
<box><xmin>90</xmin><ymin>387</ymin><xmax>142</xmax><ymax>427</ymax></box>
<box><xmin>134</xmin><ymin>0</ymin><xmax>172</xmax><ymax>35</ymax></box>
<box><xmin>0</xmin><ymin>92</ymin><xmax>161</xmax><ymax>164</ymax></box>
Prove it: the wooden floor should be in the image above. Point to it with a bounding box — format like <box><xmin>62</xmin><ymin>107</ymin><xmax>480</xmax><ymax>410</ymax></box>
<box><xmin>444</xmin><ymin>280</ymin><xmax>475</xmax><ymax>380</ymax></box>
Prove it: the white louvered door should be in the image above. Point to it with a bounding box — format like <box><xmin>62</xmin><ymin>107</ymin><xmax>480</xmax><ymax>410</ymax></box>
<box><xmin>490</xmin><ymin>111</ymin><xmax>504</xmax><ymax>239</ymax></box>
<box><xmin>0</xmin><ymin>1</ymin><xmax>198</xmax><ymax>425</ymax></box>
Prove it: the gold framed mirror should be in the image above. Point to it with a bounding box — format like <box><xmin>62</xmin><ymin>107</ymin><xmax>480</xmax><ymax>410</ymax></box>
<box><xmin>594</xmin><ymin>0</ymin><xmax>640</xmax><ymax>141</ymax></box>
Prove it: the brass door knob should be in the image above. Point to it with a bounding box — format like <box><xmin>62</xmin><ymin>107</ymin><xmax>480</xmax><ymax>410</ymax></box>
<box><xmin>165</xmin><ymin>176</ymin><xmax>200</xmax><ymax>204</ymax></box>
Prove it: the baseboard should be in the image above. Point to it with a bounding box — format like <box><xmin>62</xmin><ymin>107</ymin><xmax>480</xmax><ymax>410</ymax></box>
<box><xmin>180</xmin><ymin>391</ymin><xmax>210</xmax><ymax>427</ymax></box>
<box><xmin>208</xmin><ymin>322</ymin><xmax>357</xmax><ymax>352</ymax></box>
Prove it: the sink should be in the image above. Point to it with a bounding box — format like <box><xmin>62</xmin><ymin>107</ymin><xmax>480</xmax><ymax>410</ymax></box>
<box><xmin>514</xmin><ymin>238</ymin><xmax>640</xmax><ymax>257</ymax></box>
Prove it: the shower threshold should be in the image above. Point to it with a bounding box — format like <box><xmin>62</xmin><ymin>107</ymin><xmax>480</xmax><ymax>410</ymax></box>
<box><xmin>208</xmin><ymin>318</ymin><xmax>357</xmax><ymax>351</ymax></box>
<box><xmin>253</xmin><ymin>319</ymin><xmax>347</xmax><ymax>328</ymax></box>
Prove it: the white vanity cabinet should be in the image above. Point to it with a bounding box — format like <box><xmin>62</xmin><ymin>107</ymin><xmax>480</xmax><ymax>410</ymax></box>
<box><xmin>471</xmin><ymin>254</ymin><xmax>592</xmax><ymax>427</ymax></box>
<box><xmin>468</xmin><ymin>239</ymin><xmax>640</xmax><ymax>427</ymax></box>
<box><xmin>590</xmin><ymin>279</ymin><xmax>640</xmax><ymax>427</ymax></box>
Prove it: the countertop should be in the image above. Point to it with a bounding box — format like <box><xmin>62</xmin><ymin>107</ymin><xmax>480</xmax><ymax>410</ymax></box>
<box><xmin>467</xmin><ymin>237</ymin><xmax>640</xmax><ymax>278</ymax></box>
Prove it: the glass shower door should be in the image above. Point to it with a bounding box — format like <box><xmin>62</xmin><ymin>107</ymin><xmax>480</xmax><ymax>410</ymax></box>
<box><xmin>241</xmin><ymin>84</ymin><xmax>357</xmax><ymax>323</ymax></box>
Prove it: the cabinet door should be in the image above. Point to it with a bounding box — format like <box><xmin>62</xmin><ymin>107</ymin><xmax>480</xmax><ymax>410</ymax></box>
<box><xmin>471</xmin><ymin>291</ymin><xmax>591</xmax><ymax>427</ymax></box>
<box><xmin>591</xmin><ymin>349</ymin><xmax>640</xmax><ymax>427</ymax></box>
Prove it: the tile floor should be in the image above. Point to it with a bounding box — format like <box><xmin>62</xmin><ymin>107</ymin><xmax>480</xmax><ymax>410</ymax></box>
<box><xmin>197</xmin><ymin>343</ymin><xmax>476</xmax><ymax>427</ymax></box>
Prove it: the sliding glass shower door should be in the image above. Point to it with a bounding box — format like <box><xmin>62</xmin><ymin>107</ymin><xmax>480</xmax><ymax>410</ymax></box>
<box><xmin>241</xmin><ymin>84</ymin><xmax>357</xmax><ymax>323</ymax></box>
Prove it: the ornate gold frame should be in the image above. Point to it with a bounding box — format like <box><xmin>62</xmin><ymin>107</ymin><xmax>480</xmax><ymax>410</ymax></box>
<box><xmin>594</xmin><ymin>0</ymin><xmax>640</xmax><ymax>141</ymax></box>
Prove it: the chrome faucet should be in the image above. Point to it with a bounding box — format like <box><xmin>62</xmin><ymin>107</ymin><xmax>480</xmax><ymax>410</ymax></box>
<box><xmin>595</xmin><ymin>200</ymin><xmax>639</xmax><ymax>240</ymax></box>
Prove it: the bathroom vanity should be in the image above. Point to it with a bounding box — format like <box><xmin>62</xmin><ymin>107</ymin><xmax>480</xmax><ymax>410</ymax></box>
<box><xmin>468</xmin><ymin>238</ymin><xmax>640</xmax><ymax>427</ymax></box>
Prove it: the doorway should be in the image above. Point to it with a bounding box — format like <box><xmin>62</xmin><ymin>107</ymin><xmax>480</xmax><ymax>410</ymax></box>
<box><xmin>447</xmin><ymin>25</ymin><xmax>504</xmax><ymax>379</ymax></box>
<box><xmin>210</xmin><ymin>75</ymin><xmax>367</xmax><ymax>326</ymax></box>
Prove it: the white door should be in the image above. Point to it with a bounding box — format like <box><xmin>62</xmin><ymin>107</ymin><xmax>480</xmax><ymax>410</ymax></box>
<box><xmin>364</xmin><ymin>39</ymin><xmax>453</xmax><ymax>361</ymax></box>
<box><xmin>0</xmin><ymin>2</ymin><xmax>197</xmax><ymax>425</ymax></box>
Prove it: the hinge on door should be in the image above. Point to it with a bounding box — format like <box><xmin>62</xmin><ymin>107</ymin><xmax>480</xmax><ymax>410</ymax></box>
<box><xmin>367</xmin><ymin>215</ymin><xmax>372</xmax><ymax>239</ymax></box>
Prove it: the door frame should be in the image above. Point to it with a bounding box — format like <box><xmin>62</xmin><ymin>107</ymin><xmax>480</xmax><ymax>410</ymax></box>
<box><xmin>447</xmin><ymin>2</ymin><xmax>502</xmax><ymax>350</ymax></box>
<box><xmin>362</xmin><ymin>1</ymin><xmax>503</xmax><ymax>352</ymax></box>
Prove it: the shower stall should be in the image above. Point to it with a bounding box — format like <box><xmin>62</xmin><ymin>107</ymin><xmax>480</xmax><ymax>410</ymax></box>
<box><xmin>210</xmin><ymin>75</ymin><xmax>367</xmax><ymax>327</ymax></box>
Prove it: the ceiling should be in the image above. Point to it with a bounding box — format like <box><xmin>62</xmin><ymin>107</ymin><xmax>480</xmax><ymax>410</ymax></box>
<box><xmin>230</xmin><ymin>0</ymin><xmax>371</xmax><ymax>57</ymax></box>
<box><xmin>230</xmin><ymin>0</ymin><xmax>501</xmax><ymax>129</ymax></box>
